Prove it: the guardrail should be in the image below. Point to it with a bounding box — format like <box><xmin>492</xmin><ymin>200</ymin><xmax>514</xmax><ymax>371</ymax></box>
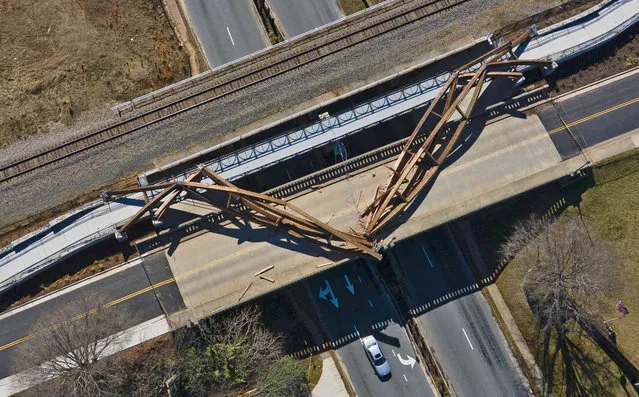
<box><xmin>547</xmin><ymin>1</ymin><xmax>639</xmax><ymax>62</ymax></box>
<box><xmin>136</xmin><ymin>87</ymin><xmax>549</xmax><ymax>255</ymax></box>
<box><xmin>0</xmin><ymin>227</ymin><xmax>114</xmax><ymax>292</ymax></box>
<box><xmin>3</xmin><ymin>0</ymin><xmax>638</xmax><ymax>294</ymax></box>
<box><xmin>0</xmin><ymin>196</ymin><xmax>145</xmax><ymax>294</ymax></box>
<box><xmin>523</xmin><ymin>0</ymin><xmax>639</xmax><ymax>63</ymax></box>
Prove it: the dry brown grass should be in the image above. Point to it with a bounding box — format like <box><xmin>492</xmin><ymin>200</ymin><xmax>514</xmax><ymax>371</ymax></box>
<box><xmin>547</xmin><ymin>26</ymin><xmax>639</xmax><ymax>94</ymax></box>
<box><xmin>0</xmin><ymin>0</ymin><xmax>190</xmax><ymax>147</ymax></box>
<box><xmin>339</xmin><ymin>0</ymin><xmax>367</xmax><ymax>15</ymax></box>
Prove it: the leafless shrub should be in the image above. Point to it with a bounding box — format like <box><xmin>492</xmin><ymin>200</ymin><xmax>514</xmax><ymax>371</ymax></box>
<box><xmin>13</xmin><ymin>292</ymin><xmax>129</xmax><ymax>397</ymax></box>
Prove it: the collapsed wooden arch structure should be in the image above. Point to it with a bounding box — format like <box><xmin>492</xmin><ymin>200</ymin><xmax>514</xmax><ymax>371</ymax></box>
<box><xmin>104</xmin><ymin>165</ymin><xmax>381</xmax><ymax>260</ymax></box>
<box><xmin>104</xmin><ymin>30</ymin><xmax>554</xmax><ymax>261</ymax></box>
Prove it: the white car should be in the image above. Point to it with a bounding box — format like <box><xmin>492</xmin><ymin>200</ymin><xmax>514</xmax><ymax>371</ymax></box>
<box><xmin>361</xmin><ymin>335</ymin><xmax>391</xmax><ymax>378</ymax></box>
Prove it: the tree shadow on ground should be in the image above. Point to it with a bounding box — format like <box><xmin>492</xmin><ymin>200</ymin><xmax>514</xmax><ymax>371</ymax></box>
<box><xmin>534</xmin><ymin>320</ymin><xmax>632</xmax><ymax>397</ymax></box>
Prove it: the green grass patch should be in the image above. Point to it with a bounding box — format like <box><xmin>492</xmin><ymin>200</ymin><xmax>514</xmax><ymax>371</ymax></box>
<box><xmin>303</xmin><ymin>354</ymin><xmax>323</xmax><ymax>390</ymax></box>
<box><xmin>493</xmin><ymin>148</ymin><xmax>639</xmax><ymax>395</ymax></box>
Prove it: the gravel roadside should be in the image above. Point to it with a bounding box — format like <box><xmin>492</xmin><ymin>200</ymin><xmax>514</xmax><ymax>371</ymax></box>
<box><xmin>0</xmin><ymin>0</ymin><xmax>561</xmax><ymax>228</ymax></box>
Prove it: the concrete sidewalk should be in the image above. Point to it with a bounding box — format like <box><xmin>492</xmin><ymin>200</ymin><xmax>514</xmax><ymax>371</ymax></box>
<box><xmin>0</xmin><ymin>315</ymin><xmax>170</xmax><ymax>397</ymax></box>
<box><xmin>312</xmin><ymin>354</ymin><xmax>349</xmax><ymax>397</ymax></box>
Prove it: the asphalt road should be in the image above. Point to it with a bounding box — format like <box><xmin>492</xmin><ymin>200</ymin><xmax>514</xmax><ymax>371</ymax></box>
<box><xmin>390</xmin><ymin>226</ymin><xmax>530</xmax><ymax>397</ymax></box>
<box><xmin>0</xmin><ymin>253</ymin><xmax>183</xmax><ymax>379</ymax></box>
<box><xmin>297</xmin><ymin>260</ymin><xmax>435</xmax><ymax>397</ymax></box>
<box><xmin>540</xmin><ymin>69</ymin><xmax>639</xmax><ymax>159</ymax></box>
<box><xmin>267</xmin><ymin>0</ymin><xmax>343</xmax><ymax>38</ymax></box>
<box><xmin>183</xmin><ymin>0</ymin><xmax>269</xmax><ymax>67</ymax></box>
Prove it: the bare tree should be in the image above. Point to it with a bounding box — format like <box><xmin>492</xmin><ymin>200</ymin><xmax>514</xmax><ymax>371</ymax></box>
<box><xmin>501</xmin><ymin>215</ymin><xmax>623</xmax><ymax>395</ymax></box>
<box><xmin>501</xmin><ymin>215</ymin><xmax>615</xmax><ymax>333</ymax></box>
<box><xmin>13</xmin><ymin>292</ymin><xmax>129</xmax><ymax>397</ymax></box>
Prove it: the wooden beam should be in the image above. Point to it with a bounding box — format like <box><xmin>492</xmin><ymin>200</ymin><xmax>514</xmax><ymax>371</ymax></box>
<box><xmin>196</xmin><ymin>166</ymin><xmax>380</xmax><ymax>259</ymax></box>
<box><xmin>119</xmin><ymin>184</ymin><xmax>177</xmax><ymax>232</ymax></box>
<box><xmin>366</xmin><ymin>65</ymin><xmax>487</xmax><ymax>232</ymax></box>
<box><xmin>155</xmin><ymin>171</ymin><xmax>202</xmax><ymax>219</ymax></box>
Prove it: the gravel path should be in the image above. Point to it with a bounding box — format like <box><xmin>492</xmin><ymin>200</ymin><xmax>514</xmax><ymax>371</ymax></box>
<box><xmin>0</xmin><ymin>0</ymin><xmax>558</xmax><ymax>228</ymax></box>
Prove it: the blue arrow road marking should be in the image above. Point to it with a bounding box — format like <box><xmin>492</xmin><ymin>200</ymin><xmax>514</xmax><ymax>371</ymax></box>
<box><xmin>319</xmin><ymin>280</ymin><xmax>332</xmax><ymax>300</ymax></box>
<box><xmin>345</xmin><ymin>274</ymin><xmax>355</xmax><ymax>295</ymax></box>
<box><xmin>422</xmin><ymin>246</ymin><xmax>434</xmax><ymax>268</ymax></box>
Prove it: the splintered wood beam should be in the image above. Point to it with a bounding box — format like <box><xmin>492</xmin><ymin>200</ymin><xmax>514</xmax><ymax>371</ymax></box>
<box><xmin>369</xmin><ymin>167</ymin><xmax>440</xmax><ymax>234</ymax></box>
<box><xmin>181</xmin><ymin>181</ymin><xmax>288</xmax><ymax>206</ymax></box>
<box><xmin>443</xmin><ymin>74</ymin><xmax>459</xmax><ymax>114</ymax></box>
<box><xmin>198</xmin><ymin>165</ymin><xmax>380</xmax><ymax>259</ymax></box>
<box><xmin>366</xmin><ymin>66</ymin><xmax>487</xmax><ymax>232</ymax></box>
<box><xmin>458</xmin><ymin>71</ymin><xmax>522</xmax><ymax>79</ymax></box>
<box><xmin>155</xmin><ymin>171</ymin><xmax>202</xmax><ymax>220</ymax></box>
<box><xmin>368</xmin><ymin>69</ymin><xmax>490</xmax><ymax>234</ymax></box>
<box><xmin>196</xmin><ymin>166</ymin><xmax>325</xmax><ymax>232</ymax></box>
<box><xmin>119</xmin><ymin>184</ymin><xmax>177</xmax><ymax>232</ymax></box>
<box><xmin>361</xmin><ymin>73</ymin><xmax>457</xmax><ymax>217</ymax></box>
<box><xmin>182</xmin><ymin>186</ymin><xmax>376</xmax><ymax>259</ymax></box>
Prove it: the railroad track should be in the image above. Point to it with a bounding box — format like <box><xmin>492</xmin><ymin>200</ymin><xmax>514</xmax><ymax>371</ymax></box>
<box><xmin>0</xmin><ymin>0</ymin><xmax>472</xmax><ymax>184</ymax></box>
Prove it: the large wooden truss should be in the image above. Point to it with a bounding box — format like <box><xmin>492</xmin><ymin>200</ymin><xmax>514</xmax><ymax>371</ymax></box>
<box><xmin>107</xmin><ymin>30</ymin><xmax>552</xmax><ymax>261</ymax></box>
<box><xmin>360</xmin><ymin>31</ymin><xmax>553</xmax><ymax>235</ymax></box>
<box><xmin>104</xmin><ymin>166</ymin><xmax>381</xmax><ymax>260</ymax></box>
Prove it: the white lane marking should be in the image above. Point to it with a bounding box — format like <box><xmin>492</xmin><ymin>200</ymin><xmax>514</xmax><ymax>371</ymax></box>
<box><xmin>226</xmin><ymin>26</ymin><xmax>235</xmax><ymax>46</ymax></box>
<box><xmin>369</xmin><ymin>299</ymin><xmax>373</xmax><ymax>307</ymax></box>
<box><xmin>392</xmin><ymin>349</ymin><xmax>396</xmax><ymax>357</ymax></box>
<box><xmin>354</xmin><ymin>324</ymin><xmax>360</xmax><ymax>340</ymax></box>
<box><xmin>422</xmin><ymin>246</ymin><xmax>434</xmax><ymax>268</ymax></box>
<box><xmin>358</xmin><ymin>275</ymin><xmax>363</xmax><ymax>284</ymax></box>
<box><xmin>462</xmin><ymin>328</ymin><xmax>474</xmax><ymax>350</ymax></box>
<box><xmin>403</xmin><ymin>374</ymin><xmax>408</xmax><ymax>382</ymax></box>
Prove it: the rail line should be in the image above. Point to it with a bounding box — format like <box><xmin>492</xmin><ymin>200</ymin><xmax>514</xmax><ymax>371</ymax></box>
<box><xmin>0</xmin><ymin>0</ymin><xmax>472</xmax><ymax>184</ymax></box>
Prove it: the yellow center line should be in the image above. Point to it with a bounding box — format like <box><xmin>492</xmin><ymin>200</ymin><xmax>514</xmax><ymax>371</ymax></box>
<box><xmin>7</xmin><ymin>94</ymin><xmax>635</xmax><ymax>353</ymax></box>
<box><xmin>0</xmin><ymin>243</ymin><xmax>262</xmax><ymax>352</ymax></box>
<box><xmin>547</xmin><ymin>95</ymin><xmax>639</xmax><ymax>135</ymax></box>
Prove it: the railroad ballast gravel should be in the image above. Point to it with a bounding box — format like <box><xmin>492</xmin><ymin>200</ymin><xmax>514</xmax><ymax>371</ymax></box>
<box><xmin>0</xmin><ymin>0</ymin><xmax>557</xmax><ymax>228</ymax></box>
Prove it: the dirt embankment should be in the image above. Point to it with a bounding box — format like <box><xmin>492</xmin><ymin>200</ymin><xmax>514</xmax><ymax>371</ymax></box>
<box><xmin>0</xmin><ymin>0</ymin><xmax>190</xmax><ymax>148</ymax></box>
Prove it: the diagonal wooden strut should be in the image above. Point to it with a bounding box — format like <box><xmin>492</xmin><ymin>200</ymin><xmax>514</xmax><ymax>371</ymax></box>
<box><xmin>362</xmin><ymin>35</ymin><xmax>552</xmax><ymax>235</ymax></box>
<box><xmin>106</xmin><ymin>167</ymin><xmax>381</xmax><ymax>260</ymax></box>
<box><xmin>108</xmin><ymin>31</ymin><xmax>551</xmax><ymax>263</ymax></box>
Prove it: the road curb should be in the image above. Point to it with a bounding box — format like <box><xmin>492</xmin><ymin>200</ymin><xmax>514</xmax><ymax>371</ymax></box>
<box><xmin>329</xmin><ymin>350</ymin><xmax>356</xmax><ymax>397</ymax></box>
<box><xmin>482</xmin><ymin>285</ymin><xmax>546</xmax><ymax>396</ymax></box>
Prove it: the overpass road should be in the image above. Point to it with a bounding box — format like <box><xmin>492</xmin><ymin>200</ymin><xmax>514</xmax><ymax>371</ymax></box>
<box><xmin>183</xmin><ymin>0</ymin><xmax>269</xmax><ymax>67</ymax></box>
<box><xmin>267</xmin><ymin>0</ymin><xmax>344</xmax><ymax>38</ymax></box>
<box><xmin>1</xmin><ymin>66</ymin><xmax>639</xmax><ymax>389</ymax></box>
<box><xmin>291</xmin><ymin>260</ymin><xmax>435</xmax><ymax>396</ymax></box>
<box><xmin>389</xmin><ymin>226</ymin><xmax>530</xmax><ymax>396</ymax></box>
<box><xmin>540</xmin><ymin>68</ymin><xmax>639</xmax><ymax>159</ymax></box>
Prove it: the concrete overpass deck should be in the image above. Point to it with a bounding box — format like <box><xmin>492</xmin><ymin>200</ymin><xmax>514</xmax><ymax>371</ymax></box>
<box><xmin>141</xmin><ymin>67</ymin><xmax>639</xmax><ymax>325</ymax></box>
<box><xmin>4</xmin><ymin>0</ymin><xmax>637</xmax><ymax>295</ymax></box>
<box><xmin>154</xmin><ymin>98</ymin><xmax>565</xmax><ymax>324</ymax></box>
<box><xmin>2</xmin><ymin>42</ymin><xmax>639</xmax><ymax>397</ymax></box>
